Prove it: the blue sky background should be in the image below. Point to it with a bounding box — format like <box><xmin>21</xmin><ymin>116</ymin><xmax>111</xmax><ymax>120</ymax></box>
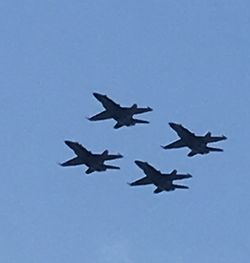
<box><xmin>1</xmin><ymin>0</ymin><xmax>250</xmax><ymax>262</ymax></box>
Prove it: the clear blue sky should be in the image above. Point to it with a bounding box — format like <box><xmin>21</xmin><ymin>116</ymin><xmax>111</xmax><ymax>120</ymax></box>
<box><xmin>1</xmin><ymin>0</ymin><xmax>250</xmax><ymax>262</ymax></box>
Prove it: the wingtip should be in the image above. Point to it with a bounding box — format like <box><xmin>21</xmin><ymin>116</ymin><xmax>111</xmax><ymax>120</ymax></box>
<box><xmin>93</xmin><ymin>92</ymin><xmax>100</xmax><ymax>97</ymax></box>
<box><xmin>64</xmin><ymin>140</ymin><xmax>71</xmax><ymax>145</ymax></box>
<box><xmin>93</xmin><ymin>92</ymin><xmax>106</xmax><ymax>100</ymax></box>
<box><xmin>85</xmin><ymin>116</ymin><xmax>92</xmax><ymax>121</ymax></box>
<box><xmin>134</xmin><ymin>160</ymin><xmax>146</xmax><ymax>167</ymax></box>
<box><xmin>168</xmin><ymin>122</ymin><xmax>179</xmax><ymax>128</ymax></box>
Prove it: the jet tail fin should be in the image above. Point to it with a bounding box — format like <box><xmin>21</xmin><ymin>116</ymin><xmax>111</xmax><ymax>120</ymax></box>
<box><xmin>205</xmin><ymin>132</ymin><xmax>212</xmax><ymax>138</ymax></box>
<box><xmin>170</xmin><ymin>169</ymin><xmax>177</xmax><ymax>176</ymax></box>
<box><xmin>101</xmin><ymin>150</ymin><xmax>109</xmax><ymax>158</ymax></box>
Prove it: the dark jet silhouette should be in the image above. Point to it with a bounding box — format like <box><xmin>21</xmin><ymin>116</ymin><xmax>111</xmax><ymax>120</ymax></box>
<box><xmin>128</xmin><ymin>160</ymin><xmax>192</xmax><ymax>194</ymax></box>
<box><xmin>162</xmin><ymin>122</ymin><xmax>227</xmax><ymax>157</ymax></box>
<box><xmin>88</xmin><ymin>92</ymin><xmax>153</xmax><ymax>129</ymax></box>
<box><xmin>59</xmin><ymin>140</ymin><xmax>123</xmax><ymax>174</ymax></box>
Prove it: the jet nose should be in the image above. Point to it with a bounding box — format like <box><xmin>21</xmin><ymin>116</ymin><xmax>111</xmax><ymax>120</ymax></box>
<box><xmin>222</xmin><ymin>135</ymin><xmax>227</xmax><ymax>140</ymax></box>
<box><xmin>147</xmin><ymin>107</ymin><xmax>153</xmax><ymax>111</ymax></box>
<box><xmin>186</xmin><ymin>173</ymin><xmax>192</xmax><ymax>178</ymax></box>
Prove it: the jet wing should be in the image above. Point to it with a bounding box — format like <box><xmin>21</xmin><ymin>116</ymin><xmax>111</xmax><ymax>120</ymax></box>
<box><xmin>129</xmin><ymin>176</ymin><xmax>152</xmax><ymax>186</ymax></box>
<box><xmin>60</xmin><ymin>157</ymin><xmax>83</xmax><ymax>167</ymax></box>
<box><xmin>169</xmin><ymin>122</ymin><xmax>195</xmax><ymax>139</ymax></box>
<box><xmin>88</xmin><ymin>110</ymin><xmax>113</xmax><ymax>121</ymax></box>
<box><xmin>134</xmin><ymin>160</ymin><xmax>161</xmax><ymax>178</ymax></box>
<box><xmin>93</xmin><ymin>93</ymin><xmax>121</xmax><ymax>111</ymax></box>
<box><xmin>64</xmin><ymin>141</ymin><xmax>90</xmax><ymax>157</ymax></box>
<box><xmin>161</xmin><ymin>139</ymin><xmax>186</xmax><ymax>149</ymax></box>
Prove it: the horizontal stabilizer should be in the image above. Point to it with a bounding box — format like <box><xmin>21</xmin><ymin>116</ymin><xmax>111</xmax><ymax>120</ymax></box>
<box><xmin>154</xmin><ymin>187</ymin><xmax>163</xmax><ymax>194</ymax></box>
<box><xmin>114</xmin><ymin>122</ymin><xmax>123</xmax><ymax>129</ymax></box>
<box><xmin>206</xmin><ymin>147</ymin><xmax>223</xmax><ymax>152</ymax></box>
<box><xmin>187</xmin><ymin>151</ymin><xmax>198</xmax><ymax>157</ymax></box>
<box><xmin>104</xmin><ymin>153</ymin><xmax>123</xmax><ymax>160</ymax></box>
<box><xmin>85</xmin><ymin>168</ymin><xmax>95</xmax><ymax>174</ymax></box>
<box><xmin>133</xmin><ymin>119</ymin><xmax>149</xmax><ymax>124</ymax></box>
<box><xmin>205</xmin><ymin>135</ymin><xmax>227</xmax><ymax>143</ymax></box>
<box><xmin>173</xmin><ymin>184</ymin><xmax>189</xmax><ymax>190</ymax></box>
<box><xmin>104</xmin><ymin>165</ymin><xmax>120</xmax><ymax>170</ymax></box>
<box><xmin>134</xmin><ymin>107</ymin><xmax>153</xmax><ymax>114</ymax></box>
<box><xmin>174</xmin><ymin>173</ymin><xmax>192</xmax><ymax>180</ymax></box>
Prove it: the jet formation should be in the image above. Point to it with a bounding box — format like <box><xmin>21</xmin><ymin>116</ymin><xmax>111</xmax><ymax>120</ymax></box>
<box><xmin>162</xmin><ymin>122</ymin><xmax>227</xmax><ymax>157</ymax></box>
<box><xmin>88</xmin><ymin>92</ymin><xmax>153</xmax><ymax>129</ymax></box>
<box><xmin>60</xmin><ymin>92</ymin><xmax>227</xmax><ymax>194</ymax></box>
<box><xmin>129</xmin><ymin>161</ymin><xmax>192</xmax><ymax>194</ymax></box>
<box><xmin>60</xmin><ymin>140</ymin><xmax>123</xmax><ymax>174</ymax></box>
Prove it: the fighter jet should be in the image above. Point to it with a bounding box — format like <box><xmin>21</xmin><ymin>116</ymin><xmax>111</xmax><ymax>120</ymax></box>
<box><xmin>59</xmin><ymin>140</ymin><xmax>123</xmax><ymax>174</ymax></box>
<box><xmin>128</xmin><ymin>160</ymin><xmax>192</xmax><ymax>194</ymax></box>
<box><xmin>88</xmin><ymin>92</ymin><xmax>153</xmax><ymax>129</ymax></box>
<box><xmin>161</xmin><ymin>122</ymin><xmax>227</xmax><ymax>157</ymax></box>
